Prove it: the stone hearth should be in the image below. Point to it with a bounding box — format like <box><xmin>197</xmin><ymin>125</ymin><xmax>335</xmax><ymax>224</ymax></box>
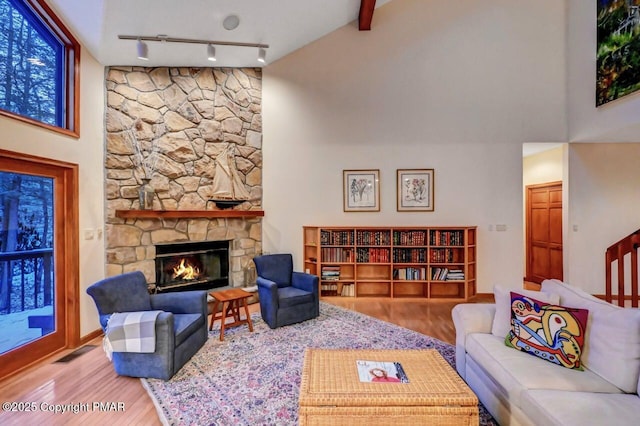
<box><xmin>104</xmin><ymin>67</ymin><xmax>262</xmax><ymax>287</ymax></box>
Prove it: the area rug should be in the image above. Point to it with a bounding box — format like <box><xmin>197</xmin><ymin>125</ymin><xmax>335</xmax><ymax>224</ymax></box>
<box><xmin>141</xmin><ymin>302</ymin><xmax>497</xmax><ymax>425</ymax></box>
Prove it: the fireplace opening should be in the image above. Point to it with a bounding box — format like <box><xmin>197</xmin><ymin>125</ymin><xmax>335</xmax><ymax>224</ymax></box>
<box><xmin>155</xmin><ymin>240</ymin><xmax>230</xmax><ymax>293</ymax></box>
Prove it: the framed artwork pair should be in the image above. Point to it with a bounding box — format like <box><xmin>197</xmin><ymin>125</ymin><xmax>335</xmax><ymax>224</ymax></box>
<box><xmin>342</xmin><ymin>169</ymin><xmax>434</xmax><ymax>212</ymax></box>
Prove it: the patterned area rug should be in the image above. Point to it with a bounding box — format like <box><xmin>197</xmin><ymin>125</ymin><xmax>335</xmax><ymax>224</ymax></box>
<box><xmin>141</xmin><ymin>302</ymin><xmax>497</xmax><ymax>425</ymax></box>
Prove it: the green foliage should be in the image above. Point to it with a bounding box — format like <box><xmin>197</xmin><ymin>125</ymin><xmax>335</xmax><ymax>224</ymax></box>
<box><xmin>596</xmin><ymin>2</ymin><xmax>640</xmax><ymax>105</ymax></box>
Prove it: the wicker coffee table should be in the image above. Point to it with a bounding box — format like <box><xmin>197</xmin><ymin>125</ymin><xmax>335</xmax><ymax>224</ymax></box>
<box><xmin>299</xmin><ymin>348</ymin><xmax>478</xmax><ymax>425</ymax></box>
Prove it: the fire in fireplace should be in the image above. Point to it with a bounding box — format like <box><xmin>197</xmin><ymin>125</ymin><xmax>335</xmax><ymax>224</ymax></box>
<box><xmin>155</xmin><ymin>240</ymin><xmax>230</xmax><ymax>292</ymax></box>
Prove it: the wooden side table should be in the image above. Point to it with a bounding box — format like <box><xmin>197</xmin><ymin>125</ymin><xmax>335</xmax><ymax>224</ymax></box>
<box><xmin>208</xmin><ymin>288</ymin><xmax>254</xmax><ymax>341</ymax></box>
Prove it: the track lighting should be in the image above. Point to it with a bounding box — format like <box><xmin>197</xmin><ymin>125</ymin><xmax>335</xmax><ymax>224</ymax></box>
<box><xmin>207</xmin><ymin>44</ymin><xmax>217</xmax><ymax>61</ymax></box>
<box><xmin>136</xmin><ymin>39</ymin><xmax>148</xmax><ymax>60</ymax></box>
<box><xmin>120</xmin><ymin>35</ymin><xmax>269</xmax><ymax>64</ymax></box>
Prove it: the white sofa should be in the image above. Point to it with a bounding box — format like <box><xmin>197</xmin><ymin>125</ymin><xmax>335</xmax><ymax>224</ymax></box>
<box><xmin>452</xmin><ymin>279</ymin><xmax>640</xmax><ymax>426</ymax></box>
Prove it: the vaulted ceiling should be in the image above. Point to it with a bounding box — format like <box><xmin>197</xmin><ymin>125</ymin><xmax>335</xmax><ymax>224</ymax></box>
<box><xmin>47</xmin><ymin>0</ymin><xmax>392</xmax><ymax>68</ymax></box>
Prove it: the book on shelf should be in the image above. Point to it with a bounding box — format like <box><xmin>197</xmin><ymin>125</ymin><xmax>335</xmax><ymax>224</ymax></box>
<box><xmin>340</xmin><ymin>282</ymin><xmax>355</xmax><ymax>296</ymax></box>
<box><xmin>321</xmin><ymin>265</ymin><xmax>341</xmax><ymax>280</ymax></box>
<box><xmin>394</xmin><ymin>267</ymin><xmax>426</xmax><ymax>280</ymax></box>
<box><xmin>446</xmin><ymin>269</ymin><xmax>465</xmax><ymax>280</ymax></box>
<box><xmin>356</xmin><ymin>360</ymin><xmax>409</xmax><ymax>383</ymax></box>
<box><xmin>393</xmin><ymin>230</ymin><xmax>427</xmax><ymax>246</ymax></box>
<box><xmin>430</xmin><ymin>230</ymin><xmax>464</xmax><ymax>246</ymax></box>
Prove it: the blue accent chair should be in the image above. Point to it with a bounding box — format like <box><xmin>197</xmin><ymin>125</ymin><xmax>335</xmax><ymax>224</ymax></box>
<box><xmin>86</xmin><ymin>271</ymin><xmax>208</xmax><ymax>380</ymax></box>
<box><xmin>253</xmin><ymin>253</ymin><xmax>319</xmax><ymax>329</ymax></box>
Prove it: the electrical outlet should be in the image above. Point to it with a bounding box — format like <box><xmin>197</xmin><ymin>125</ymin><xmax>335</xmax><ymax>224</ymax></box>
<box><xmin>496</xmin><ymin>224</ymin><xmax>507</xmax><ymax>232</ymax></box>
<box><xmin>96</xmin><ymin>228</ymin><xmax>103</xmax><ymax>239</ymax></box>
<box><xmin>83</xmin><ymin>229</ymin><xmax>95</xmax><ymax>240</ymax></box>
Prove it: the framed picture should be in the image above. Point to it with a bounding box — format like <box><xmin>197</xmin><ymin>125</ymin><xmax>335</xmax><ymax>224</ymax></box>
<box><xmin>343</xmin><ymin>169</ymin><xmax>380</xmax><ymax>212</ymax></box>
<box><xmin>596</xmin><ymin>2</ymin><xmax>640</xmax><ymax>106</ymax></box>
<box><xmin>396</xmin><ymin>169</ymin><xmax>434</xmax><ymax>212</ymax></box>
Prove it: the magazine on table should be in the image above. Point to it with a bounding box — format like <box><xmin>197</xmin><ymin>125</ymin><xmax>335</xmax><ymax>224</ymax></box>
<box><xmin>356</xmin><ymin>360</ymin><xmax>409</xmax><ymax>383</ymax></box>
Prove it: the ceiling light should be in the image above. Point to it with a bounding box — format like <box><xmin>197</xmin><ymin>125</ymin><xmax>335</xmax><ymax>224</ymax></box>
<box><xmin>223</xmin><ymin>14</ymin><xmax>240</xmax><ymax>31</ymax></box>
<box><xmin>136</xmin><ymin>39</ymin><xmax>148</xmax><ymax>60</ymax></box>
<box><xmin>120</xmin><ymin>35</ymin><xmax>269</xmax><ymax>63</ymax></box>
<box><xmin>207</xmin><ymin>44</ymin><xmax>217</xmax><ymax>61</ymax></box>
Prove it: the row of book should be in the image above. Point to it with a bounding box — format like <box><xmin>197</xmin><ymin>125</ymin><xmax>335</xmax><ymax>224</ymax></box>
<box><xmin>393</xmin><ymin>248</ymin><xmax>427</xmax><ymax>263</ymax></box>
<box><xmin>355</xmin><ymin>230</ymin><xmax>391</xmax><ymax>245</ymax></box>
<box><xmin>430</xmin><ymin>248</ymin><xmax>462</xmax><ymax>263</ymax></box>
<box><xmin>320</xmin><ymin>230</ymin><xmax>354</xmax><ymax>245</ymax></box>
<box><xmin>320</xmin><ymin>247</ymin><xmax>354</xmax><ymax>263</ymax></box>
<box><xmin>392</xmin><ymin>230</ymin><xmax>427</xmax><ymax>246</ymax></box>
<box><xmin>393</xmin><ymin>267</ymin><xmax>427</xmax><ymax>280</ymax></box>
<box><xmin>431</xmin><ymin>267</ymin><xmax>465</xmax><ymax>281</ymax></box>
<box><xmin>317</xmin><ymin>247</ymin><xmax>463</xmax><ymax>263</ymax></box>
<box><xmin>320</xmin><ymin>282</ymin><xmax>355</xmax><ymax>296</ymax></box>
<box><xmin>356</xmin><ymin>248</ymin><xmax>390</xmax><ymax>263</ymax></box>
<box><xmin>429</xmin><ymin>230</ymin><xmax>465</xmax><ymax>246</ymax></box>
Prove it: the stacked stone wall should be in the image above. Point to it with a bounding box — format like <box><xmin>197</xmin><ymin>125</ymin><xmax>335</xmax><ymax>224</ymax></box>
<box><xmin>104</xmin><ymin>67</ymin><xmax>262</xmax><ymax>288</ymax></box>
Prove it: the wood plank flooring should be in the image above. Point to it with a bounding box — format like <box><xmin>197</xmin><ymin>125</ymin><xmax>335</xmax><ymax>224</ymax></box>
<box><xmin>0</xmin><ymin>295</ymin><xmax>493</xmax><ymax>425</ymax></box>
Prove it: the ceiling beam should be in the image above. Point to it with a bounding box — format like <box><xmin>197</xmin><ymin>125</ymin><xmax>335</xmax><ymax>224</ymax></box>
<box><xmin>359</xmin><ymin>0</ymin><xmax>376</xmax><ymax>31</ymax></box>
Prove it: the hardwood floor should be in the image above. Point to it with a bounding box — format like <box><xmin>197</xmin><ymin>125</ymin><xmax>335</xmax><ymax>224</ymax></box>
<box><xmin>0</xmin><ymin>295</ymin><xmax>493</xmax><ymax>425</ymax></box>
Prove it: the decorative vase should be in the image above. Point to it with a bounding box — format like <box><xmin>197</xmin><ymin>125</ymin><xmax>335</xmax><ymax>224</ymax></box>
<box><xmin>244</xmin><ymin>263</ymin><xmax>257</xmax><ymax>287</ymax></box>
<box><xmin>138</xmin><ymin>178</ymin><xmax>154</xmax><ymax>210</ymax></box>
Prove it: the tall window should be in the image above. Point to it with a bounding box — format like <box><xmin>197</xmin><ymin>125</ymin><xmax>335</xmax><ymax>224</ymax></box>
<box><xmin>0</xmin><ymin>0</ymin><xmax>80</xmax><ymax>136</ymax></box>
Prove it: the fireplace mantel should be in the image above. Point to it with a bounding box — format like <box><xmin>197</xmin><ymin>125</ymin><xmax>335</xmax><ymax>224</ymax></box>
<box><xmin>115</xmin><ymin>210</ymin><xmax>265</xmax><ymax>219</ymax></box>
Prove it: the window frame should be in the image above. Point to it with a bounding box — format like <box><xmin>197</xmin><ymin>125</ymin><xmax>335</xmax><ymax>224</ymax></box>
<box><xmin>0</xmin><ymin>0</ymin><xmax>81</xmax><ymax>138</ymax></box>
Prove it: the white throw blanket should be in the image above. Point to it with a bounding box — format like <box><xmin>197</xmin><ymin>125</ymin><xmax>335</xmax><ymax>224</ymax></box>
<box><xmin>103</xmin><ymin>311</ymin><xmax>163</xmax><ymax>361</ymax></box>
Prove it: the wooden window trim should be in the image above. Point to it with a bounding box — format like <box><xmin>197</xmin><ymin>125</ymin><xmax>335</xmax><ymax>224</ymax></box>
<box><xmin>0</xmin><ymin>0</ymin><xmax>81</xmax><ymax>138</ymax></box>
<box><xmin>0</xmin><ymin>148</ymin><xmax>80</xmax><ymax>380</ymax></box>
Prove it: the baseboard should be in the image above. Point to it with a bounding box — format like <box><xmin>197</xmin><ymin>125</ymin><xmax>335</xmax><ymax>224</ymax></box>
<box><xmin>80</xmin><ymin>328</ymin><xmax>103</xmax><ymax>344</ymax></box>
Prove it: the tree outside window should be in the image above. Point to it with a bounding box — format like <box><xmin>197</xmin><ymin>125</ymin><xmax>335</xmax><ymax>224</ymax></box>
<box><xmin>0</xmin><ymin>0</ymin><xmax>79</xmax><ymax>136</ymax></box>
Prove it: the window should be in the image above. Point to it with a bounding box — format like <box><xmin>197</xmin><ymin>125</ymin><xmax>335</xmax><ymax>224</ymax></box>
<box><xmin>0</xmin><ymin>0</ymin><xmax>80</xmax><ymax>136</ymax></box>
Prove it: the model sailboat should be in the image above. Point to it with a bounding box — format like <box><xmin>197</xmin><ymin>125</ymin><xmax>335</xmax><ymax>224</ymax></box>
<box><xmin>210</xmin><ymin>144</ymin><xmax>251</xmax><ymax>209</ymax></box>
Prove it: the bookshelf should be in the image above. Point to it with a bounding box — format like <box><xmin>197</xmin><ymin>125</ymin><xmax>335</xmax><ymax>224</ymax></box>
<box><xmin>303</xmin><ymin>226</ymin><xmax>476</xmax><ymax>300</ymax></box>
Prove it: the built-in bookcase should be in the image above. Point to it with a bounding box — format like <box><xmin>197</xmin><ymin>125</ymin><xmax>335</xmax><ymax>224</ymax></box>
<box><xmin>303</xmin><ymin>226</ymin><xmax>476</xmax><ymax>300</ymax></box>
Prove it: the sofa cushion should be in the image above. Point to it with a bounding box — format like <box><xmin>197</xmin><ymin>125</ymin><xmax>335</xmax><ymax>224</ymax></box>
<box><xmin>466</xmin><ymin>333</ymin><xmax>621</xmax><ymax>407</ymax></box>
<box><xmin>278</xmin><ymin>286</ymin><xmax>314</xmax><ymax>308</ymax></box>
<box><xmin>491</xmin><ymin>285</ymin><xmax>560</xmax><ymax>338</ymax></box>
<box><xmin>505</xmin><ymin>291</ymin><xmax>589</xmax><ymax>370</ymax></box>
<box><xmin>173</xmin><ymin>313</ymin><xmax>203</xmax><ymax>347</ymax></box>
<box><xmin>542</xmin><ymin>279</ymin><xmax>640</xmax><ymax>393</ymax></box>
<box><xmin>521</xmin><ymin>389</ymin><xmax>640</xmax><ymax>426</ymax></box>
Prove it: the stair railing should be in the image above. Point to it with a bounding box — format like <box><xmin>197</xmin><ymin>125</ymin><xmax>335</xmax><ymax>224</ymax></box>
<box><xmin>605</xmin><ymin>229</ymin><xmax>640</xmax><ymax>307</ymax></box>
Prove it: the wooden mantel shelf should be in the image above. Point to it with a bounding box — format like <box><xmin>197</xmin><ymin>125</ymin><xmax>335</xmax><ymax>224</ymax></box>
<box><xmin>115</xmin><ymin>209</ymin><xmax>265</xmax><ymax>219</ymax></box>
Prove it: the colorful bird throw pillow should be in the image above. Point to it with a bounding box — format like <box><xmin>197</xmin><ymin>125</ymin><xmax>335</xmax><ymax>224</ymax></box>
<box><xmin>505</xmin><ymin>292</ymin><xmax>589</xmax><ymax>370</ymax></box>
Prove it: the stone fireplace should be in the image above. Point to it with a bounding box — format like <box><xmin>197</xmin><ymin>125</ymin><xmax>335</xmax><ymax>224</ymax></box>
<box><xmin>104</xmin><ymin>66</ymin><xmax>263</xmax><ymax>288</ymax></box>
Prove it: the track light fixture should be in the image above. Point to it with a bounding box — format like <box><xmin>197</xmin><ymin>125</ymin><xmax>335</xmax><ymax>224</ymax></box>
<box><xmin>257</xmin><ymin>48</ymin><xmax>266</xmax><ymax>63</ymax></box>
<box><xmin>120</xmin><ymin>35</ymin><xmax>269</xmax><ymax>63</ymax></box>
<box><xmin>136</xmin><ymin>39</ymin><xmax>148</xmax><ymax>60</ymax></box>
<box><xmin>207</xmin><ymin>44</ymin><xmax>217</xmax><ymax>61</ymax></box>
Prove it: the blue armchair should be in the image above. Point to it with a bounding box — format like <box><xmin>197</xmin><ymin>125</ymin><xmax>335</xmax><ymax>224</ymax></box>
<box><xmin>86</xmin><ymin>271</ymin><xmax>208</xmax><ymax>380</ymax></box>
<box><xmin>253</xmin><ymin>253</ymin><xmax>319</xmax><ymax>329</ymax></box>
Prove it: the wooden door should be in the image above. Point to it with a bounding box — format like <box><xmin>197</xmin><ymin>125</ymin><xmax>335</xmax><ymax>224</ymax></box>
<box><xmin>0</xmin><ymin>150</ymin><xmax>79</xmax><ymax>380</ymax></box>
<box><xmin>526</xmin><ymin>182</ymin><xmax>563</xmax><ymax>284</ymax></box>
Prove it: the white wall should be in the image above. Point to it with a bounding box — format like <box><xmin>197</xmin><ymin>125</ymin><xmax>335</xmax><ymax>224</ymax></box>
<box><xmin>523</xmin><ymin>146</ymin><xmax>564</xmax><ymax>187</ymax></box>
<box><xmin>263</xmin><ymin>0</ymin><xmax>567</xmax><ymax>293</ymax></box>
<box><xmin>568</xmin><ymin>0</ymin><xmax>640</xmax><ymax>141</ymax></box>
<box><xmin>566</xmin><ymin>143</ymin><xmax>640</xmax><ymax>294</ymax></box>
<box><xmin>564</xmin><ymin>1</ymin><xmax>640</xmax><ymax>293</ymax></box>
<box><xmin>0</xmin><ymin>50</ymin><xmax>105</xmax><ymax>336</ymax></box>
